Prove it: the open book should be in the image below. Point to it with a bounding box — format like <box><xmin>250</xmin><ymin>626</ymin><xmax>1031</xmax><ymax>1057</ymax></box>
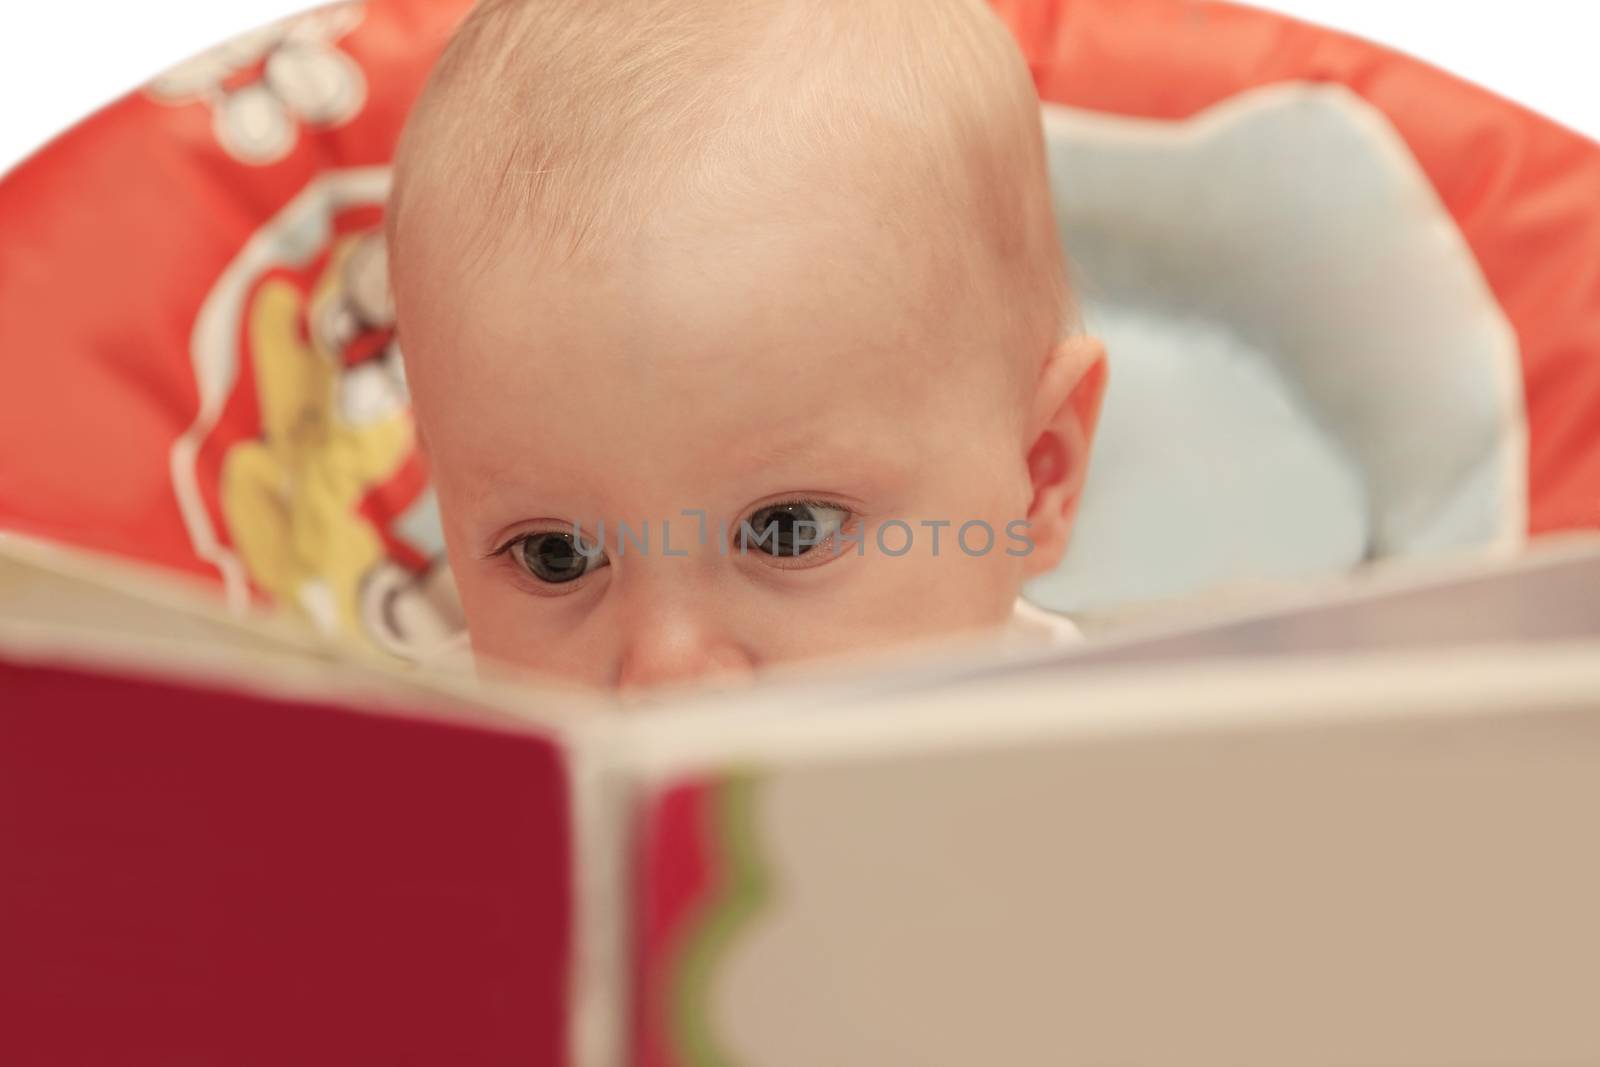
<box><xmin>5</xmin><ymin>533</ymin><xmax>1600</xmax><ymax>1067</ymax></box>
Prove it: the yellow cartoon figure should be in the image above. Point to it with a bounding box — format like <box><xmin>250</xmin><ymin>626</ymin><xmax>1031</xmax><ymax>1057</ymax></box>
<box><xmin>220</xmin><ymin>232</ymin><xmax>459</xmax><ymax>654</ymax></box>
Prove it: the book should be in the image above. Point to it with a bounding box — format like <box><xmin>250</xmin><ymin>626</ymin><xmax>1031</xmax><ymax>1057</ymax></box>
<box><xmin>4</xmin><ymin>532</ymin><xmax>1600</xmax><ymax>1067</ymax></box>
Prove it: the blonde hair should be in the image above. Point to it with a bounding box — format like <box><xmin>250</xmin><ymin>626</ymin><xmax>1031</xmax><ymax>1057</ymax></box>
<box><xmin>389</xmin><ymin>0</ymin><xmax>1069</xmax><ymax>350</ymax></box>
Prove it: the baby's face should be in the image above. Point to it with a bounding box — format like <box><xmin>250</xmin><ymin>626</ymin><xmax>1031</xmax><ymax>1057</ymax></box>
<box><xmin>399</xmin><ymin>211</ymin><xmax>1050</xmax><ymax>688</ymax></box>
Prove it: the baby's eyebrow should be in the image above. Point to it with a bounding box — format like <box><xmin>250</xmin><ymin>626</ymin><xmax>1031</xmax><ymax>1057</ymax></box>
<box><xmin>742</xmin><ymin>434</ymin><xmax>833</xmax><ymax>470</ymax></box>
<box><xmin>732</xmin><ymin>428</ymin><xmax>903</xmax><ymax>484</ymax></box>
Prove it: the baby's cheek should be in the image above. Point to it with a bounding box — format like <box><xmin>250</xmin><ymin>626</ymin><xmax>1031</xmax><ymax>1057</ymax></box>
<box><xmin>775</xmin><ymin>545</ymin><xmax>1021</xmax><ymax>662</ymax></box>
<box><xmin>452</xmin><ymin>574</ymin><xmax>601</xmax><ymax>685</ymax></box>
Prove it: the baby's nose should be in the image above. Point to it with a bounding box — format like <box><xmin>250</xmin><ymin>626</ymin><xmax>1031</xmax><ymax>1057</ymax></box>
<box><xmin>614</xmin><ymin>618</ymin><xmax>755</xmax><ymax>692</ymax></box>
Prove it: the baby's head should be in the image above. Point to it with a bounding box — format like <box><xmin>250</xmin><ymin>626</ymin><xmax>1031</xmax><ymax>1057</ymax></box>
<box><xmin>388</xmin><ymin>0</ymin><xmax>1105</xmax><ymax>688</ymax></box>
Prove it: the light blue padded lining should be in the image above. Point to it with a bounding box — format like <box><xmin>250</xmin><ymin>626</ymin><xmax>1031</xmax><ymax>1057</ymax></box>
<box><xmin>1026</xmin><ymin>85</ymin><xmax>1525</xmax><ymax>615</ymax></box>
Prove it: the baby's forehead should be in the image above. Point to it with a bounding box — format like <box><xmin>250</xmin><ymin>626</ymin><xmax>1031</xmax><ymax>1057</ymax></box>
<box><xmin>420</xmin><ymin>204</ymin><xmax>983</xmax><ymax>391</ymax></box>
<box><xmin>410</xmin><ymin>261</ymin><xmax>963</xmax><ymax>514</ymax></box>
<box><xmin>402</xmin><ymin>230</ymin><xmax>1012</xmax><ymax>498</ymax></box>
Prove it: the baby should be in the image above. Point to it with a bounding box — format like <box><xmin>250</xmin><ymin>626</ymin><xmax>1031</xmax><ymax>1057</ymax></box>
<box><xmin>388</xmin><ymin>0</ymin><xmax>1106</xmax><ymax>688</ymax></box>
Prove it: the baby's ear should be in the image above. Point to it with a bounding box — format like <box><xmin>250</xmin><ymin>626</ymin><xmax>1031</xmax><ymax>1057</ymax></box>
<box><xmin>1020</xmin><ymin>335</ymin><xmax>1107</xmax><ymax>577</ymax></box>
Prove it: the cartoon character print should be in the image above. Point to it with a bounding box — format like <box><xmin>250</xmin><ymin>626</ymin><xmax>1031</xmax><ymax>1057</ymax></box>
<box><xmin>227</xmin><ymin>224</ymin><xmax>464</xmax><ymax>655</ymax></box>
<box><xmin>176</xmin><ymin>180</ymin><xmax>463</xmax><ymax>660</ymax></box>
<box><xmin>146</xmin><ymin>1</ymin><xmax>367</xmax><ymax>165</ymax></box>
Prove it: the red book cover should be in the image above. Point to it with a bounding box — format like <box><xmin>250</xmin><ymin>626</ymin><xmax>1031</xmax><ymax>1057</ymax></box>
<box><xmin>1</xmin><ymin>654</ymin><xmax>573</xmax><ymax>1067</ymax></box>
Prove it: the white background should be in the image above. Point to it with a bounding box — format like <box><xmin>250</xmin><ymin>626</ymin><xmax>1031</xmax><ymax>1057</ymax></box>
<box><xmin>1</xmin><ymin>0</ymin><xmax>1597</xmax><ymax>175</ymax></box>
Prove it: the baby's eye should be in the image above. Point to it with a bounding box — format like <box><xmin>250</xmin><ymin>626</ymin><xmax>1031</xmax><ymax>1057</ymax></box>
<box><xmin>740</xmin><ymin>501</ymin><xmax>851</xmax><ymax>559</ymax></box>
<box><xmin>511</xmin><ymin>531</ymin><xmax>608</xmax><ymax>584</ymax></box>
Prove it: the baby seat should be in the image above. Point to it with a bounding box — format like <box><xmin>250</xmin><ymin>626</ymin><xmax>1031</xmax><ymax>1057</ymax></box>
<box><xmin>2</xmin><ymin>0</ymin><xmax>1598</xmax><ymax>654</ymax></box>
